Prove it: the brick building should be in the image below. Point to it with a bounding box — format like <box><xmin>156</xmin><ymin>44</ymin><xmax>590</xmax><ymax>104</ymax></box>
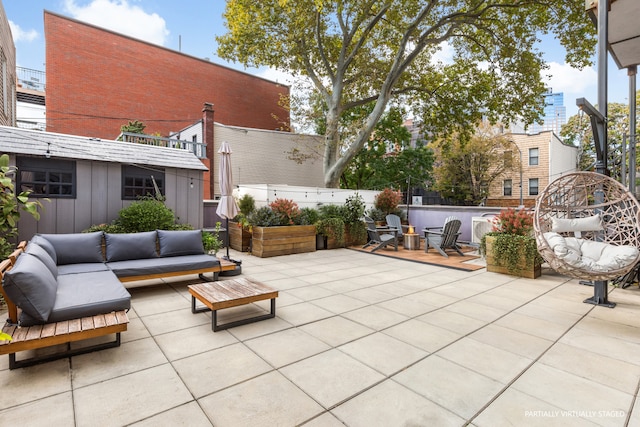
<box><xmin>44</xmin><ymin>11</ymin><xmax>289</xmax><ymax>140</ymax></box>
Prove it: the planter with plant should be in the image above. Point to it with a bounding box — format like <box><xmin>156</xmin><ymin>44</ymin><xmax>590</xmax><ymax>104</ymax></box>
<box><xmin>248</xmin><ymin>199</ymin><xmax>316</xmax><ymax>257</ymax></box>
<box><xmin>343</xmin><ymin>193</ymin><xmax>367</xmax><ymax>246</ymax></box>
<box><xmin>230</xmin><ymin>194</ymin><xmax>255</xmax><ymax>252</ymax></box>
<box><xmin>480</xmin><ymin>208</ymin><xmax>543</xmax><ymax>279</ymax></box>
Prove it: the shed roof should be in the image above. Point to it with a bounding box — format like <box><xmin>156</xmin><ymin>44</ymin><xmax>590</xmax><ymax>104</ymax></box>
<box><xmin>0</xmin><ymin>126</ymin><xmax>208</xmax><ymax>171</ymax></box>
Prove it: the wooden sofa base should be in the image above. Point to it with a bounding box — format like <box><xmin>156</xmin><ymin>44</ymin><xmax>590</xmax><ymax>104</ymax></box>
<box><xmin>0</xmin><ymin>311</ymin><xmax>129</xmax><ymax>369</ymax></box>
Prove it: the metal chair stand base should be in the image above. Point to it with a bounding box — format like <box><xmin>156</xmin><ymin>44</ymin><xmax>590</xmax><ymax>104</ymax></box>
<box><xmin>583</xmin><ymin>280</ymin><xmax>616</xmax><ymax>308</ymax></box>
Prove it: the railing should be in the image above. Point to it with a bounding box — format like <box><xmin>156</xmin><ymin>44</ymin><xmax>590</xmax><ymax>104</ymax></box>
<box><xmin>17</xmin><ymin>67</ymin><xmax>46</xmax><ymax>92</ymax></box>
<box><xmin>117</xmin><ymin>132</ymin><xmax>207</xmax><ymax>159</ymax></box>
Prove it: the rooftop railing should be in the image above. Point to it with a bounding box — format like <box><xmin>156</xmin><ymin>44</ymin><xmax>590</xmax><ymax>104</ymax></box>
<box><xmin>117</xmin><ymin>132</ymin><xmax>207</xmax><ymax>159</ymax></box>
<box><xmin>17</xmin><ymin>67</ymin><xmax>46</xmax><ymax>92</ymax></box>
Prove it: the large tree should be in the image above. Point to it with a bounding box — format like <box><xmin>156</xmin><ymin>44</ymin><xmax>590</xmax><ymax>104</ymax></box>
<box><xmin>431</xmin><ymin>123</ymin><xmax>518</xmax><ymax>205</ymax></box>
<box><xmin>218</xmin><ymin>1</ymin><xmax>594</xmax><ymax>188</ymax></box>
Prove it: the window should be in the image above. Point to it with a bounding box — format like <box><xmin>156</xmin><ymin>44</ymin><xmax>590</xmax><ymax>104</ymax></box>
<box><xmin>529</xmin><ymin>148</ymin><xmax>539</xmax><ymax>166</ymax></box>
<box><xmin>122</xmin><ymin>165</ymin><xmax>165</xmax><ymax>200</ymax></box>
<box><xmin>17</xmin><ymin>157</ymin><xmax>76</xmax><ymax>198</ymax></box>
<box><xmin>191</xmin><ymin>134</ymin><xmax>197</xmax><ymax>143</ymax></box>
<box><xmin>529</xmin><ymin>178</ymin><xmax>539</xmax><ymax>196</ymax></box>
<box><xmin>503</xmin><ymin>179</ymin><xmax>512</xmax><ymax>196</ymax></box>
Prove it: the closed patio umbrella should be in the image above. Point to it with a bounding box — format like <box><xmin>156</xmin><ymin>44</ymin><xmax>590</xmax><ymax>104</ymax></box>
<box><xmin>216</xmin><ymin>141</ymin><xmax>239</xmax><ymax>262</ymax></box>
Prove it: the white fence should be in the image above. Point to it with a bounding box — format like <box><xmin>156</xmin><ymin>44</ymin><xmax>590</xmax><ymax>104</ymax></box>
<box><xmin>235</xmin><ymin>184</ymin><xmax>381</xmax><ymax>211</ymax></box>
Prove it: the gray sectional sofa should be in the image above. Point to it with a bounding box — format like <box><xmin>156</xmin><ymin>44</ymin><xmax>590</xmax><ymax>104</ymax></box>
<box><xmin>2</xmin><ymin>229</ymin><xmax>221</xmax><ymax>326</ymax></box>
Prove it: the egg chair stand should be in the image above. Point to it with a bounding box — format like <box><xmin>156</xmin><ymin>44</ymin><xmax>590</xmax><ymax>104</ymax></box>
<box><xmin>534</xmin><ymin>172</ymin><xmax>640</xmax><ymax>308</ymax></box>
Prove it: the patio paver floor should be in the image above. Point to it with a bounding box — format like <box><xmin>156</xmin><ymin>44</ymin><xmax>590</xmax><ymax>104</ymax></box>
<box><xmin>1</xmin><ymin>247</ymin><xmax>640</xmax><ymax>426</ymax></box>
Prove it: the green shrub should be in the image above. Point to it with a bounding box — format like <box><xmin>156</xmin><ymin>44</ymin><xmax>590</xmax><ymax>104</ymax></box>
<box><xmin>346</xmin><ymin>221</ymin><xmax>368</xmax><ymax>245</ymax></box>
<box><xmin>318</xmin><ymin>204</ymin><xmax>344</xmax><ymax>219</ymax></box>
<box><xmin>116</xmin><ymin>196</ymin><xmax>176</xmax><ymax>232</ymax></box>
<box><xmin>343</xmin><ymin>194</ymin><xmax>365</xmax><ymax>224</ymax></box>
<box><xmin>296</xmin><ymin>207</ymin><xmax>320</xmax><ymax>225</ymax></box>
<box><xmin>316</xmin><ymin>217</ymin><xmax>345</xmax><ymax>246</ymax></box>
<box><xmin>202</xmin><ymin>222</ymin><xmax>223</xmax><ymax>254</ymax></box>
<box><xmin>84</xmin><ymin>223</ymin><xmax>126</xmax><ymax>234</ymax></box>
<box><xmin>269</xmin><ymin>198</ymin><xmax>300</xmax><ymax>225</ymax></box>
<box><xmin>366</xmin><ymin>207</ymin><xmax>386</xmax><ymax>222</ymax></box>
<box><xmin>237</xmin><ymin>194</ymin><xmax>256</xmax><ymax>215</ymax></box>
<box><xmin>248</xmin><ymin>206</ymin><xmax>280</xmax><ymax>227</ymax></box>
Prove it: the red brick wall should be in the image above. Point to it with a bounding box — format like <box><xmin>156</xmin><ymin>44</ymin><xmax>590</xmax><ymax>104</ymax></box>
<box><xmin>44</xmin><ymin>12</ymin><xmax>289</xmax><ymax>139</ymax></box>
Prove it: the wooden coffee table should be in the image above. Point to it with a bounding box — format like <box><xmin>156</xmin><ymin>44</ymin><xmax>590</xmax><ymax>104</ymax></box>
<box><xmin>188</xmin><ymin>277</ymin><xmax>278</xmax><ymax>331</ymax></box>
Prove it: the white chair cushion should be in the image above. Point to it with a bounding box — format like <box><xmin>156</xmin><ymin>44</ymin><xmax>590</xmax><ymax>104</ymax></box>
<box><xmin>551</xmin><ymin>215</ymin><xmax>603</xmax><ymax>233</ymax></box>
<box><xmin>544</xmin><ymin>232</ymin><xmax>639</xmax><ymax>272</ymax></box>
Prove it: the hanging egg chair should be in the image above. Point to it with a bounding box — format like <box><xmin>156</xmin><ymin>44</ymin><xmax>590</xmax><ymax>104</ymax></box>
<box><xmin>533</xmin><ymin>172</ymin><xmax>640</xmax><ymax>281</ymax></box>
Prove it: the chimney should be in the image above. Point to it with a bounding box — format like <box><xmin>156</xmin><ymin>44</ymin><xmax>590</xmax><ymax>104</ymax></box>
<box><xmin>202</xmin><ymin>102</ymin><xmax>215</xmax><ymax>199</ymax></box>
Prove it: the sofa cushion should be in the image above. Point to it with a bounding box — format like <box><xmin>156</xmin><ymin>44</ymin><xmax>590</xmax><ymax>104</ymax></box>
<box><xmin>157</xmin><ymin>229</ymin><xmax>204</xmax><ymax>257</ymax></box>
<box><xmin>30</xmin><ymin>235</ymin><xmax>57</xmax><ymax>264</ymax></box>
<box><xmin>3</xmin><ymin>253</ymin><xmax>58</xmax><ymax>324</ymax></box>
<box><xmin>39</xmin><ymin>232</ymin><xmax>104</xmax><ymax>265</ymax></box>
<box><xmin>107</xmin><ymin>254</ymin><xmax>219</xmax><ymax>278</ymax></box>
<box><xmin>105</xmin><ymin>231</ymin><xmax>159</xmax><ymax>262</ymax></box>
<box><xmin>19</xmin><ymin>271</ymin><xmax>131</xmax><ymax>326</ymax></box>
<box><xmin>57</xmin><ymin>263</ymin><xmax>110</xmax><ymax>275</ymax></box>
<box><xmin>25</xmin><ymin>243</ymin><xmax>58</xmax><ymax>279</ymax></box>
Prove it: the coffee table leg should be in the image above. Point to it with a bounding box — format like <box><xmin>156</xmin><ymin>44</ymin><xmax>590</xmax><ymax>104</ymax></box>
<box><xmin>191</xmin><ymin>296</ymin><xmax>211</xmax><ymax>314</ymax></box>
<box><xmin>211</xmin><ymin>298</ymin><xmax>277</xmax><ymax>332</ymax></box>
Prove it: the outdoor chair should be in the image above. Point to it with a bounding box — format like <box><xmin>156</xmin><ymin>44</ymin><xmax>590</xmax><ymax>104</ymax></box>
<box><xmin>363</xmin><ymin>216</ymin><xmax>398</xmax><ymax>252</ymax></box>
<box><xmin>385</xmin><ymin>214</ymin><xmax>407</xmax><ymax>241</ymax></box>
<box><xmin>423</xmin><ymin>217</ymin><xmax>464</xmax><ymax>258</ymax></box>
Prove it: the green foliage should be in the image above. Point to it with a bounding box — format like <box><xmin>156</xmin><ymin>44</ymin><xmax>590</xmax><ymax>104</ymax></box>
<box><xmin>560</xmin><ymin>99</ymin><xmax>638</xmax><ymax>178</ymax></box>
<box><xmin>315</xmin><ymin>217</ymin><xmax>345</xmax><ymax>247</ymax></box>
<box><xmin>480</xmin><ymin>232</ymin><xmax>543</xmax><ymax>274</ymax></box>
<box><xmin>237</xmin><ymin>194</ymin><xmax>256</xmax><ymax>215</ymax></box>
<box><xmin>479</xmin><ymin>208</ymin><xmax>541</xmax><ymax>274</ymax></box>
<box><xmin>340</xmin><ymin>108</ymin><xmax>434</xmax><ymax>193</ymax></box>
<box><xmin>115</xmin><ymin>196</ymin><xmax>176</xmax><ymax>232</ymax></box>
<box><xmin>318</xmin><ymin>204</ymin><xmax>343</xmax><ymax>219</ymax></box>
<box><xmin>366</xmin><ymin>207</ymin><xmax>386</xmax><ymax>222</ymax></box>
<box><xmin>218</xmin><ymin>1</ymin><xmax>594</xmax><ymax>187</ymax></box>
<box><xmin>374</xmin><ymin>188</ymin><xmax>402</xmax><ymax>216</ymax></box>
<box><xmin>202</xmin><ymin>222</ymin><xmax>223</xmax><ymax>255</ymax></box>
<box><xmin>342</xmin><ymin>194</ymin><xmax>365</xmax><ymax>225</ymax></box>
<box><xmin>295</xmin><ymin>207</ymin><xmax>319</xmax><ymax>225</ymax></box>
<box><xmin>247</xmin><ymin>206</ymin><xmax>281</xmax><ymax>227</ymax></box>
<box><xmin>84</xmin><ymin>223</ymin><xmax>126</xmax><ymax>234</ymax></box>
<box><xmin>346</xmin><ymin>221</ymin><xmax>367</xmax><ymax>245</ymax></box>
<box><xmin>120</xmin><ymin>120</ymin><xmax>146</xmax><ymax>134</ymax></box>
<box><xmin>431</xmin><ymin>123</ymin><xmax>519</xmax><ymax>205</ymax></box>
<box><xmin>0</xmin><ymin>154</ymin><xmax>45</xmax><ymax>259</ymax></box>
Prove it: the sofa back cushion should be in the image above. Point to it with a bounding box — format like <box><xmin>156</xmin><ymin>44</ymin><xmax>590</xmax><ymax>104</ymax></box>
<box><xmin>105</xmin><ymin>231</ymin><xmax>159</xmax><ymax>262</ymax></box>
<box><xmin>38</xmin><ymin>232</ymin><xmax>104</xmax><ymax>265</ymax></box>
<box><xmin>25</xmin><ymin>243</ymin><xmax>58</xmax><ymax>278</ymax></box>
<box><xmin>30</xmin><ymin>234</ymin><xmax>57</xmax><ymax>264</ymax></box>
<box><xmin>157</xmin><ymin>229</ymin><xmax>204</xmax><ymax>257</ymax></box>
<box><xmin>3</xmin><ymin>253</ymin><xmax>58</xmax><ymax>323</ymax></box>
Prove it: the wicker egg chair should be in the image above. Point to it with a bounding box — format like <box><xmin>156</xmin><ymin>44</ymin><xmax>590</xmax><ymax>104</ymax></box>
<box><xmin>534</xmin><ymin>171</ymin><xmax>640</xmax><ymax>281</ymax></box>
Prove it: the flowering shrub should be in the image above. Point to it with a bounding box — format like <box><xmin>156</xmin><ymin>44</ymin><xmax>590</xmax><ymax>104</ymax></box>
<box><xmin>269</xmin><ymin>198</ymin><xmax>300</xmax><ymax>225</ymax></box>
<box><xmin>374</xmin><ymin>188</ymin><xmax>402</xmax><ymax>215</ymax></box>
<box><xmin>491</xmin><ymin>208</ymin><xmax>534</xmax><ymax>236</ymax></box>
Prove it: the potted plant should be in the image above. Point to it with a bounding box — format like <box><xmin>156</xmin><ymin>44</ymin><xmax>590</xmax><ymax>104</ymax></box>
<box><xmin>230</xmin><ymin>194</ymin><xmax>255</xmax><ymax>252</ymax></box>
<box><xmin>316</xmin><ymin>204</ymin><xmax>346</xmax><ymax>249</ymax></box>
<box><xmin>480</xmin><ymin>208</ymin><xmax>543</xmax><ymax>279</ymax></box>
<box><xmin>343</xmin><ymin>193</ymin><xmax>367</xmax><ymax>246</ymax></box>
<box><xmin>202</xmin><ymin>222</ymin><xmax>223</xmax><ymax>256</ymax></box>
<box><xmin>248</xmin><ymin>199</ymin><xmax>316</xmax><ymax>257</ymax></box>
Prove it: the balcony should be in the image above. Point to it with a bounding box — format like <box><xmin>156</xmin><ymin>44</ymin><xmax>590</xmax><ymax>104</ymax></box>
<box><xmin>117</xmin><ymin>132</ymin><xmax>207</xmax><ymax>159</ymax></box>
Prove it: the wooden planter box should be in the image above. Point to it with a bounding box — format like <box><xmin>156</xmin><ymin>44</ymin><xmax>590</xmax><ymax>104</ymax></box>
<box><xmin>229</xmin><ymin>221</ymin><xmax>251</xmax><ymax>252</ymax></box>
<box><xmin>485</xmin><ymin>235</ymin><xmax>541</xmax><ymax>279</ymax></box>
<box><xmin>251</xmin><ymin>225</ymin><xmax>316</xmax><ymax>258</ymax></box>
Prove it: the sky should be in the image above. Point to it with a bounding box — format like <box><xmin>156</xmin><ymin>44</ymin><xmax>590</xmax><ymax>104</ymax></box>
<box><xmin>3</xmin><ymin>0</ymin><xmax>634</xmax><ymax>121</ymax></box>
